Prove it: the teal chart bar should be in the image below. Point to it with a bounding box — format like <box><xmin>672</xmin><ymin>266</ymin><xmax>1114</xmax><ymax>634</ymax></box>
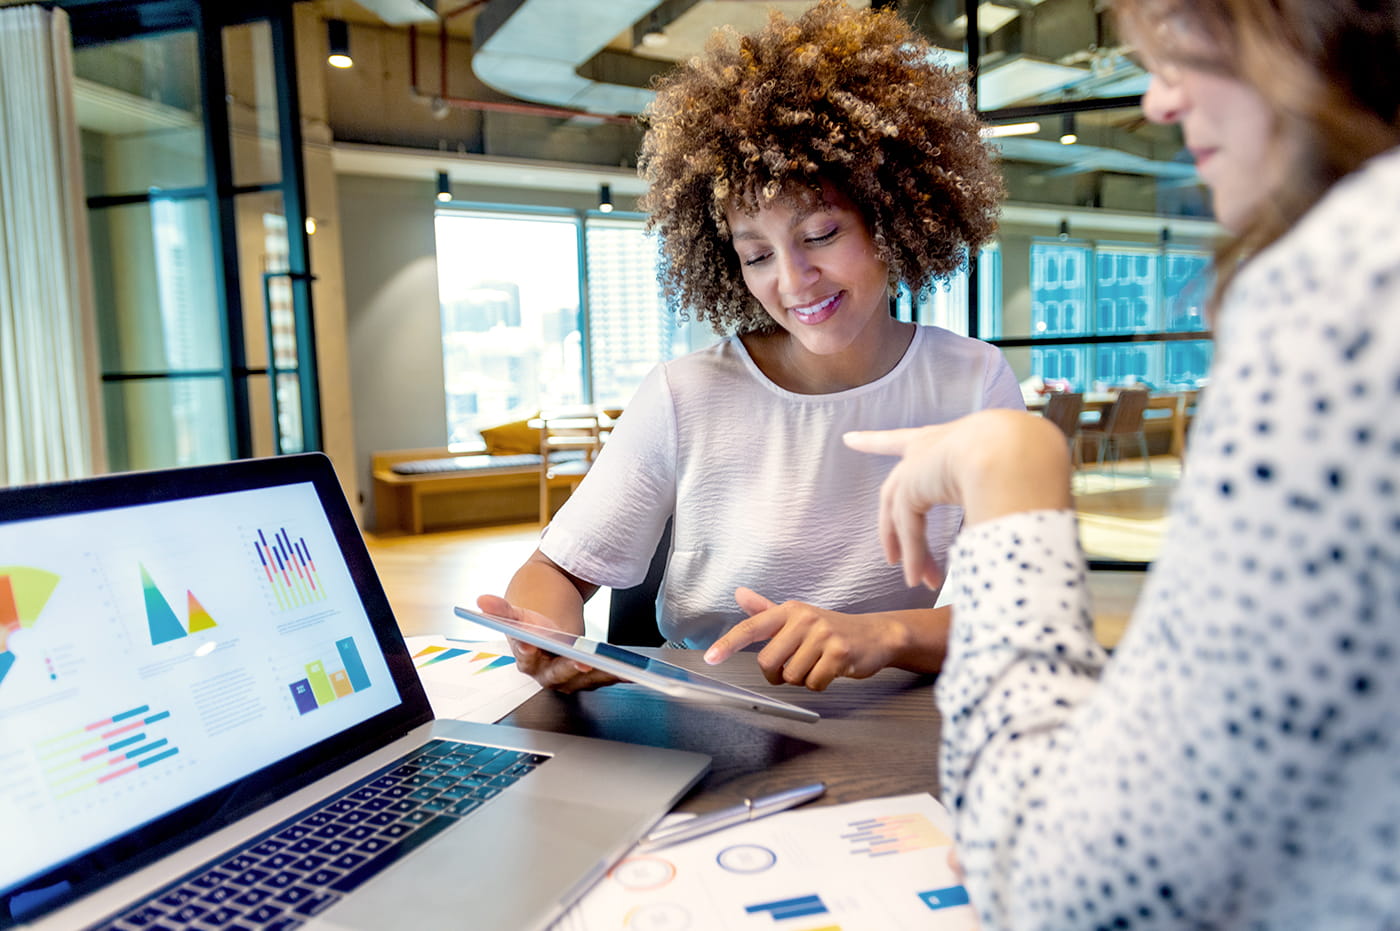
<box><xmin>336</xmin><ymin>637</ymin><xmax>371</xmax><ymax>692</ymax></box>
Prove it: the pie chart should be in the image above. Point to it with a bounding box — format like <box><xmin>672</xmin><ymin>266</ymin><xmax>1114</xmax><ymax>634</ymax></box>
<box><xmin>0</xmin><ymin>566</ymin><xmax>60</xmax><ymax>686</ymax></box>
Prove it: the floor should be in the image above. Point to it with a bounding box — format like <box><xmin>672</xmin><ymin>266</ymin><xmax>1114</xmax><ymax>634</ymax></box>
<box><xmin>1074</xmin><ymin>455</ymin><xmax>1181</xmax><ymax>646</ymax></box>
<box><xmin>361</xmin><ymin>454</ymin><xmax>1181</xmax><ymax>651</ymax></box>
<box><xmin>362</xmin><ymin>522</ymin><xmax>612</xmax><ymax>641</ymax></box>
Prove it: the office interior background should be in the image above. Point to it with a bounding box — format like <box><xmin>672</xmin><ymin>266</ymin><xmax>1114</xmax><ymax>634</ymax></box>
<box><xmin>1</xmin><ymin>0</ymin><xmax>1216</xmax><ymax>575</ymax></box>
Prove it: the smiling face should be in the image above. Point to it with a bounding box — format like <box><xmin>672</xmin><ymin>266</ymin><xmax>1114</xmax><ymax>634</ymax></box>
<box><xmin>724</xmin><ymin>183</ymin><xmax>900</xmax><ymax>384</ymax></box>
<box><xmin>1132</xmin><ymin>15</ymin><xmax>1283</xmax><ymax>234</ymax></box>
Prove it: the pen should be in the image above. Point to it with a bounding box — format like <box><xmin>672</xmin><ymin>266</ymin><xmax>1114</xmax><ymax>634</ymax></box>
<box><xmin>638</xmin><ymin>782</ymin><xmax>826</xmax><ymax>851</ymax></box>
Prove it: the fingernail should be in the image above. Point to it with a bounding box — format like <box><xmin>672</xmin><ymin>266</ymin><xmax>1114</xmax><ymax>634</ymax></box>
<box><xmin>703</xmin><ymin>648</ymin><xmax>720</xmax><ymax>664</ymax></box>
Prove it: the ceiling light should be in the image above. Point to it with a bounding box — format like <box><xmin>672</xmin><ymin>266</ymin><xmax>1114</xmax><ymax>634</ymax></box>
<box><xmin>980</xmin><ymin>121</ymin><xmax>1041</xmax><ymax>139</ymax></box>
<box><xmin>327</xmin><ymin>20</ymin><xmax>353</xmax><ymax>69</ymax></box>
<box><xmin>641</xmin><ymin>12</ymin><xmax>667</xmax><ymax>48</ymax></box>
<box><xmin>598</xmin><ymin>183</ymin><xmax>613</xmax><ymax>213</ymax></box>
<box><xmin>436</xmin><ymin>171</ymin><xmax>452</xmax><ymax>203</ymax></box>
<box><xmin>1059</xmin><ymin>114</ymin><xmax>1078</xmax><ymax>145</ymax></box>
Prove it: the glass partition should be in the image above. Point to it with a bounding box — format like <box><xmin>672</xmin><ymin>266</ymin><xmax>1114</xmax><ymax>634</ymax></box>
<box><xmin>88</xmin><ymin>198</ymin><xmax>222</xmax><ymax>373</ymax></box>
<box><xmin>223</xmin><ymin>20</ymin><xmax>281</xmax><ymax>188</ymax></box>
<box><xmin>71</xmin><ymin>3</ymin><xmax>317</xmax><ymax>470</ymax></box>
<box><xmin>966</xmin><ymin>0</ymin><xmax>1144</xmax><ymax>109</ymax></box>
<box><xmin>103</xmin><ymin>377</ymin><xmax>230</xmax><ymax>473</ymax></box>
<box><xmin>74</xmin><ymin>31</ymin><xmax>205</xmax><ymax>198</ymax></box>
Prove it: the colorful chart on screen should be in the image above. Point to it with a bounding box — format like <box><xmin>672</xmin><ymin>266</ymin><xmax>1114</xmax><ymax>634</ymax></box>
<box><xmin>36</xmin><ymin>704</ymin><xmax>180</xmax><ymax>801</ymax></box>
<box><xmin>0</xmin><ymin>566</ymin><xmax>60</xmax><ymax>687</ymax></box>
<box><xmin>251</xmin><ymin>526</ymin><xmax>329</xmax><ymax>612</ymax></box>
<box><xmin>139</xmin><ymin>563</ymin><xmax>219</xmax><ymax>646</ymax></box>
<box><xmin>287</xmin><ymin>636</ymin><xmax>373</xmax><ymax>715</ymax></box>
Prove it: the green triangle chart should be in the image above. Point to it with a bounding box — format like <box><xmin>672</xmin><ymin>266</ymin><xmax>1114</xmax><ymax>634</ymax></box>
<box><xmin>140</xmin><ymin>563</ymin><xmax>219</xmax><ymax>646</ymax></box>
<box><xmin>0</xmin><ymin>566</ymin><xmax>61</xmax><ymax>686</ymax></box>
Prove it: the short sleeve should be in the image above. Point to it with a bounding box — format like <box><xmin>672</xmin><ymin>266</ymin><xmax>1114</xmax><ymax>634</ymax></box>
<box><xmin>539</xmin><ymin>364</ymin><xmax>678</xmax><ymax>588</ymax></box>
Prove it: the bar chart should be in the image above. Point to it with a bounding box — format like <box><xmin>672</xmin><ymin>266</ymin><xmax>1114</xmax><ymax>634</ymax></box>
<box><xmin>37</xmin><ymin>704</ymin><xmax>180</xmax><ymax>800</ymax></box>
<box><xmin>252</xmin><ymin>527</ymin><xmax>328</xmax><ymax>611</ymax></box>
<box><xmin>287</xmin><ymin>636</ymin><xmax>372</xmax><ymax>715</ymax></box>
<box><xmin>840</xmin><ymin>811</ymin><xmax>951</xmax><ymax>858</ymax></box>
<box><xmin>744</xmin><ymin>894</ymin><xmax>830</xmax><ymax>921</ymax></box>
<box><xmin>559</xmin><ymin>793</ymin><xmax>976</xmax><ymax>930</ymax></box>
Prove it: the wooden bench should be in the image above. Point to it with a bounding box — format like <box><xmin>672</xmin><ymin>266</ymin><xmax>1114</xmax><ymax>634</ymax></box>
<box><xmin>371</xmin><ymin>447</ymin><xmax>584</xmax><ymax>534</ymax></box>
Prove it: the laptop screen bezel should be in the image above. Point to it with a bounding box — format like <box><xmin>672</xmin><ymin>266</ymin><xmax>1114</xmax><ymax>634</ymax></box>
<box><xmin>0</xmin><ymin>453</ymin><xmax>433</xmax><ymax>925</ymax></box>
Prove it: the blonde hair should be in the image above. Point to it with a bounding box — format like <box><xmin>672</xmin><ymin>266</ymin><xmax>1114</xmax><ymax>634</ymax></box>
<box><xmin>1112</xmin><ymin>0</ymin><xmax>1400</xmax><ymax>306</ymax></box>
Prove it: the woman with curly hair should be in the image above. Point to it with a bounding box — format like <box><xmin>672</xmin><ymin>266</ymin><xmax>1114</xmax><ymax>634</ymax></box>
<box><xmin>481</xmin><ymin>0</ymin><xmax>1020</xmax><ymax>693</ymax></box>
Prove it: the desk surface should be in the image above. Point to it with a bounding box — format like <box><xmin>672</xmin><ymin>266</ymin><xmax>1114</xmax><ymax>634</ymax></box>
<box><xmin>501</xmin><ymin>648</ymin><xmax>941</xmax><ymax>815</ymax></box>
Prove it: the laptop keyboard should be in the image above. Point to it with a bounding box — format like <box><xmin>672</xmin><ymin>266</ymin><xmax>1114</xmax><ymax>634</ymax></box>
<box><xmin>92</xmin><ymin>738</ymin><xmax>549</xmax><ymax>931</ymax></box>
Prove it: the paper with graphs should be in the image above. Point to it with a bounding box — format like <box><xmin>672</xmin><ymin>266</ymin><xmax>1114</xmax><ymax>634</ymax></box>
<box><xmin>553</xmin><ymin>792</ymin><xmax>976</xmax><ymax>930</ymax></box>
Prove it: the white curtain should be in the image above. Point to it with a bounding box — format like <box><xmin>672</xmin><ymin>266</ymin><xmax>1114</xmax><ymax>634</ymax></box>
<box><xmin>0</xmin><ymin>5</ymin><xmax>106</xmax><ymax>486</ymax></box>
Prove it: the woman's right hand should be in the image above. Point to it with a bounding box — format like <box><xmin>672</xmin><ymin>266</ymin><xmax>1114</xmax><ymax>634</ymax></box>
<box><xmin>476</xmin><ymin>593</ymin><xmax>621</xmax><ymax>693</ymax></box>
<box><xmin>844</xmin><ymin>410</ymin><xmax>1073</xmax><ymax>588</ymax></box>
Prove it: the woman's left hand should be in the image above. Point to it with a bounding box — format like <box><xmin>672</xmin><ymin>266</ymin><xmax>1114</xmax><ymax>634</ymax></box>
<box><xmin>703</xmin><ymin>588</ymin><xmax>909</xmax><ymax>691</ymax></box>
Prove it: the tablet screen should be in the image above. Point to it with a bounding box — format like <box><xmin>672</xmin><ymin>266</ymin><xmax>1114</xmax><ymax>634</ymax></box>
<box><xmin>451</xmin><ymin>608</ymin><xmax>818</xmax><ymax>722</ymax></box>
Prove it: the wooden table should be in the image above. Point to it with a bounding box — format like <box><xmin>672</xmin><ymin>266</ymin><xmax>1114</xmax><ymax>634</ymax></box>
<box><xmin>1023</xmin><ymin>390</ymin><xmax>1117</xmax><ymax>414</ymax></box>
<box><xmin>501</xmin><ymin>648</ymin><xmax>942</xmax><ymax>815</ymax></box>
<box><xmin>1026</xmin><ymin>389</ymin><xmax>1198</xmax><ymax>458</ymax></box>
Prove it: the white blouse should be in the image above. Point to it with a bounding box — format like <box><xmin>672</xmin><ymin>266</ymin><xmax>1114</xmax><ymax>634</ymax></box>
<box><xmin>542</xmin><ymin>326</ymin><xmax>1022</xmax><ymax>647</ymax></box>
<box><xmin>938</xmin><ymin>146</ymin><xmax>1400</xmax><ymax>929</ymax></box>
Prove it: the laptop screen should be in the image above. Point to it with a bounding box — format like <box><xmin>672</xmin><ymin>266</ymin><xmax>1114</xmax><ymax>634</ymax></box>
<box><xmin>0</xmin><ymin>457</ymin><xmax>421</xmax><ymax>910</ymax></box>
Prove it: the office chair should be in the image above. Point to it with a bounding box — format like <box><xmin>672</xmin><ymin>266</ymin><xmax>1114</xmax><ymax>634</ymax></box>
<box><xmin>1040</xmin><ymin>392</ymin><xmax>1085</xmax><ymax>469</ymax></box>
<box><xmin>1079</xmin><ymin>387</ymin><xmax>1151</xmax><ymax>477</ymax></box>
<box><xmin>606</xmin><ymin>517</ymin><xmax>671</xmax><ymax>647</ymax></box>
<box><xmin>537</xmin><ymin>408</ymin><xmax>603</xmax><ymax>526</ymax></box>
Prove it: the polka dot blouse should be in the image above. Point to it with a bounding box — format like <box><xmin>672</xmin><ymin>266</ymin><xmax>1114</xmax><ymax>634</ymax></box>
<box><xmin>938</xmin><ymin>146</ymin><xmax>1400</xmax><ymax>930</ymax></box>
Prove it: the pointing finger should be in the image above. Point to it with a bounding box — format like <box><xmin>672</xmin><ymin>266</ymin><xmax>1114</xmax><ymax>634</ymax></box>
<box><xmin>842</xmin><ymin>427</ymin><xmax>920</xmax><ymax>457</ymax></box>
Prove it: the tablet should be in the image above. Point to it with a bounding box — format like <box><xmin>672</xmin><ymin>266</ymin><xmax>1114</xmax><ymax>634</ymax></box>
<box><xmin>451</xmin><ymin>607</ymin><xmax>820</xmax><ymax>723</ymax></box>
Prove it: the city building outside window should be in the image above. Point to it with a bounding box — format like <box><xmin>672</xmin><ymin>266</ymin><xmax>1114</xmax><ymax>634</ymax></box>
<box><xmin>435</xmin><ymin>209</ymin><xmax>703</xmax><ymax>447</ymax></box>
<box><xmin>1029</xmin><ymin>240</ymin><xmax>1213</xmax><ymax>392</ymax></box>
<box><xmin>584</xmin><ymin>218</ymin><xmax>688</xmax><ymax>409</ymax></box>
<box><xmin>435</xmin><ymin>210</ymin><xmax>584</xmax><ymax>446</ymax></box>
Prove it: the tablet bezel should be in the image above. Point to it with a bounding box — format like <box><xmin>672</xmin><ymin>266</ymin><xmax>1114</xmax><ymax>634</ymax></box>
<box><xmin>451</xmin><ymin>607</ymin><xmax>819</xmax><ymax>723</ymax></box>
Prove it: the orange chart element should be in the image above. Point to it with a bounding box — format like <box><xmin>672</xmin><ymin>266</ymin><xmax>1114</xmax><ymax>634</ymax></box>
<box><xmin>412</xmin><ymin>644</ymin><xmax>516</xmax><ymax>674</ymax></box>
<box><xmin>140</xmin><ymin>564</ymin><xmax>218</xmax><ymax>646</ymax></box>
<box><xmin>0</xmin><ymin>566</ymin><xmax>61</xmax><ymax>685</ymax></box>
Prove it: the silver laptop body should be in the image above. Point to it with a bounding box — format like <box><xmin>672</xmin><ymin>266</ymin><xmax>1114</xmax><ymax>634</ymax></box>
<box><xmin>0</xmin><ymin>454</ymin><xmax>708</xmax><ymax>931</ymax></box>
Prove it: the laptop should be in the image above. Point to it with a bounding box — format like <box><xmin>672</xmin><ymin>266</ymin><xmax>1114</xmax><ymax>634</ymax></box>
<box><xmin>0</xmin><ymin>453</ymin><xmax>710</xmax><ymax>931</ymax></box>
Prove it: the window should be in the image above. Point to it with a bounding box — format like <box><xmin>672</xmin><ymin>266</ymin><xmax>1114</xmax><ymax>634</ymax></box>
<box><xmin>435</xmin><ymin>210</ymin><xmax>583</xmax><ymax>446</ymax></box>
<box><xmin>901</xmin><ymin>245</ymin><xmax>1001</xmax><ymax>338</ymax></box>
<box><xmin>1031</xmin><ymin>242</ymin><xmax>1089</xmax><ymax>336</ymax></box>
<box><xmin>1032</xmin><ymin>346</ymin><xmax>1086</xmax><ymax>387</ymax></box>
<box><xmin>584</xmin><ymin>218</ymin><xmax>686</xmax><ymax>408</ymax></box>
<box><xmin>1164</xmin><ymin>249</ymin><xmax>1212</xmax><ymax>332</ymax></box>
<box><xmin>435</xmin><ymin>209</ymin><xmax>703</xmax><ymax>445</ymax></box>
<box><xmin>1019</xmin><ymin>238</ymin><xmax>1213</xmax><ymax>392</ymax></box>
<box><xmin>1094</xmin><ymin>245</ymin><xmax>1158</xmax><ymax>334</ymax></box>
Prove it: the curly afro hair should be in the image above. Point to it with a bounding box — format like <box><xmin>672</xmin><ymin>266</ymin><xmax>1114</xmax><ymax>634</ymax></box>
<box><xmin>637</xmin><ymin>0</ymin><xmax>1005</xmax><ymax>335</ymax></box>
